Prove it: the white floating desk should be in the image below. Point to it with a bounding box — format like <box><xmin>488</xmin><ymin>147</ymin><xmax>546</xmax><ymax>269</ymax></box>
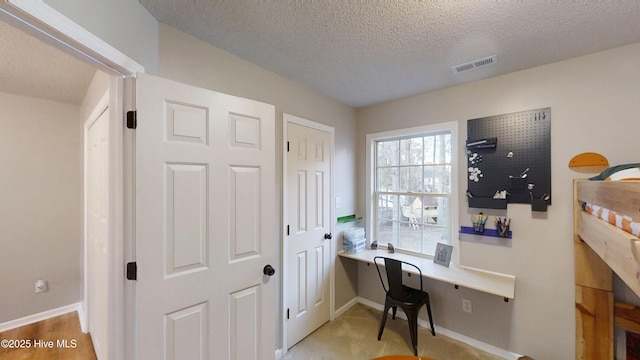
<box><xmin>339</xmin><ymin>249</ymin><xmax>516</xmax><ymax>300</ymax></box>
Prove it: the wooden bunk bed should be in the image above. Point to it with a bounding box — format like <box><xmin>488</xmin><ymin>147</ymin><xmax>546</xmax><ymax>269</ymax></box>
<box><xmin>574</xmin><ymin>179</ymin><xmax>640</xmax><ymax>359</ymax></box>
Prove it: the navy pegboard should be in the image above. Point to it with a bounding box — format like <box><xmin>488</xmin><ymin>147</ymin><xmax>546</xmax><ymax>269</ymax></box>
<box><xmin>466</xmin><ymin>108</ymin><xmax>551</xmax><ymax>206</ymax></box>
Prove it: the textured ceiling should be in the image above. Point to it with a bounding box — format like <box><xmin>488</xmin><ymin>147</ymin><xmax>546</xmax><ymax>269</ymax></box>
<box><xmin>139</xmin><ymin>1</ymin><xmax>640</xmax><ymax>107</ymax></box>
<box><xmin>0</xmin><ymin>20</ymin><xmax>96</xmax><ymax>105</ymax></box>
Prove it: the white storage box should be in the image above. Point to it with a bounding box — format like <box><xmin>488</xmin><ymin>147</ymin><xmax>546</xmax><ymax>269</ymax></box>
<box><xmin>344</xmin><ymin>227</ymin><xmax>365</xmax><ymax>242</ymax></box>
<box><xmin>344</xmin><ymin>239</ymin><xmax>366</xmax><ymax>254</ymax></box>
<box><xmin>344</xmin><ymin>227</ymin><xmax>366</xmax><ymax>253</ymax></box>
<box><xmin>344</xmin><ymin>227</ymin><xmax>366</xmax><ymax>254</ymax></box>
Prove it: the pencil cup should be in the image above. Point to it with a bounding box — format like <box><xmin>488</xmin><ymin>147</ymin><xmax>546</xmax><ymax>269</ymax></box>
<box><xmin>497</xmin><ymin>224</ymin><xmax>510</xmax><ymax>237</ymax></box>
<box><xmin>473</xmin><ymin>221</ymin><xmax>485</xmax><ymax>233</ymax></box>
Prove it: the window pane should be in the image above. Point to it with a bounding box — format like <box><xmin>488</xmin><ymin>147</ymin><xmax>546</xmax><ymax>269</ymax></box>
<box><xmin>399</xmin><ymin>166</ymin><xmax>423</xmax><ymax>192</ymax></box>
<box><xmin>377</xmin><ymin>168</ymin><xmax>398</xmax><ymax>192</ymax></box>
<box><xmin>423</xmin><ymin>166</ymin><xmax>435</xmax><ymax>193</ymax></box>
<box><xmin>422</xmin><ymin>195</ymin><xmax>449</xmax><ymax>255</ymax></box>
<box><xmin>396</xmin><ymin>196</ymin><xmax>450</xmax><ymax>255</ymax></box>
<box><xmin>423</xmin><ymin>136</ymin><xmax>435</xmax><ymax>164</ymax></box>
<box><xmin>400</xmin><ymin>195</ymin><xmax>422</xmax><ymax>224</ymax></box>
<box><xmin>377</xmin><ymin>220</ymin><xmax>398</xmax><ymax>247</ymax></box>
<box><xmin>435</xmin><ymin>133</ymin><xmax>451</xmax><ymax>164</ymax></box>
<box><xmin>400</xmin><ymin>138</ymin><xmax>423</xmax><ymax>165</ymax></box>
<box><xmin>377</xmin><ymin>194</ymin><xmax>398</xmax><ymax>221</ymax></box>
<box><xmin>424</xmin><ymin>165</ymin><xmax>451</xmax><ymax>193</ymax></box>
<box><xmin>377</xmin><ymin>140</ymin><xmax>399</xmax><ymax>166</ymax></box>
<box><xmin>439</xmin><ymin>165</ymin><xmax>451</xmax><ymax>193</ymax></box>
<box><xmin>422</xmin><ymin>224</ymin><xmax>449</xmax><ymax>255</ymax></box>
<box><xmin>421</xmin><ymin>196</ymin><xmax>448</xmax><ymax>227</ymax></box>
<box><xmin>399</xmin><ymin>224</ymin><xmax>422</xmax><ymax>253</ymax></box>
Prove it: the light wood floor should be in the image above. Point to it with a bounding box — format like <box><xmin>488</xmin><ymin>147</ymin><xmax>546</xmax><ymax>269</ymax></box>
<box><xmin>0</xmin><ymin>305</ymin><xmax>513</xmax><ymax>359</ymax></box>
<box><xmin>0</xmin><ymin>312</ymin><xmax>96</xmax><ymax>360</ymax></box>
<box><xmin>283</xmin><ymin>303</ymin><xmax>504</xmax><ymax>360</ymax></box>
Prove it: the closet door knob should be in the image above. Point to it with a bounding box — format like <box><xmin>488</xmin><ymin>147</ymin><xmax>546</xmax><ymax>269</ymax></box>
<box><xmin>263</xmin><ymin>265</ymin><xmax>275</xmax><ymax>277</ymax></box>
<box><xmin>324</xmin><ymin>233</ymin><xmax>332</xmax><ymax>240</ymax></box>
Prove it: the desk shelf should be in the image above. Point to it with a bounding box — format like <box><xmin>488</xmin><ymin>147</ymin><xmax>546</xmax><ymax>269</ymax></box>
<box><xmin>459</xmin><ymin>226</ymin><xmax>512</xmax><ymax>239</ymax></box>
<box><xmin>339</xmin><ymin>249</ymin><xmax>515</xmax><ymax>300</ymax></box>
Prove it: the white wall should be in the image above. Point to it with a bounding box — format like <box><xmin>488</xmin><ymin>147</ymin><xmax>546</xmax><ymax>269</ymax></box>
<box><xmin>0</xmin><ymin>91</ymin><xmax>82</xmax><ymax>323</ymax></box>
<box><xmin>156</xmin><ymin>24</ymin><xmax>359</xmax><ymax>347</ymax></box>
<box><xmin>355</xmin><ymin>42</ymin><xmax>640</xmax><ymax>358</ymax></box>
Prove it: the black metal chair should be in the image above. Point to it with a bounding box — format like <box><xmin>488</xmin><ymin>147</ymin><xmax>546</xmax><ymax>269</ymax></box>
<box><xmin>374</xmin><ymin>256</ymin><xmax>435</xmax><ymax>356</ymax></box>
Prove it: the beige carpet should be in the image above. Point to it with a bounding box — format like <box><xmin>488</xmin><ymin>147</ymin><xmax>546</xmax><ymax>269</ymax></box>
<box><xmin>283</xmin><ymin>303</ymin><xmax>505</xmax><ymax>360</ymax></box>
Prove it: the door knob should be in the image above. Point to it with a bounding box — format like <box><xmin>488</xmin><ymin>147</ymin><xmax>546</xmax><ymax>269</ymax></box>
<box><xmin>263</xmin><ymin>265</ymin><xmax>275</xmax><ymax>276</ymax></box>
<box><xmin>324</xmin><ymin>233</ymin><xmax>332</xmax><ymax>240</ymax></box>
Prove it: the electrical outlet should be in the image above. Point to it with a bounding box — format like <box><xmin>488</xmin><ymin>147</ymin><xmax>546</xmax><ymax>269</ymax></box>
<box><xmin>35</xmin><ymin>279</ymin><xmax>48</xmax><ymax>293</ymax></box>
<box><xmin>462</xmin><ymin>298</ymin><xmax>472</xmax><ymax>313</ymax></box>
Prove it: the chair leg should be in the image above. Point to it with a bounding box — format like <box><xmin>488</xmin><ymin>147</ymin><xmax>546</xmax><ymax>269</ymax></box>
<box><xmin>391</xmin><ymin>306</ymin><xmax>397</xmax><ymax>319</ymax></box>
<box><xmin>425</xmin><ymin>296</ymin><xmax>435</xmax><ymax>336</ymax></box>
<box><xmin>405</xmin><ymin>307</ymin><xmax>420</xmax><ymax>356</ymax></box>
<box><xmin>378</xmin><ymin>302</ymin><xmax>392</xmax><ymax>341</ymax></box>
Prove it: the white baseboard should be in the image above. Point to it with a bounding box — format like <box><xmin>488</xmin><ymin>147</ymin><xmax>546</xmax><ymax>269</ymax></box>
<box><xmin>355</xmin><ymin>297</ymin><xmax>522</xmax><ymax>360</ymax></box>
<box><xmin>0</xmin><ymin>302</ymin><xmax>81</xmax><ymax>333</ymax></box>
<box><xmin>334</xmin><ymin>296</ymin><xmax>359</xmax><ymax>318</ymax></box>
<box><xmin>434</xmin><ymin>326</ymin><xmax>522</xmax><ymax>360</ymax></box>
<box><xmin>357</xmin><ymin>296</ymin><xmax>384</xmax><ymax>312</ymax></box>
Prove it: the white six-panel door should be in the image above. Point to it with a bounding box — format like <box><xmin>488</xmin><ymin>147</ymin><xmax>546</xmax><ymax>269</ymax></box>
<box><xmin>285</xmin><ymin>119</ymin><xmax>332</xmax><ymax>348</ymax></box>
<box><xmin>135</xmin><ymin>73</ymin><xmax>276</xmax><ymax>360</ymax></box>
<box><xmin>86</xmin><ymin>104</ymin><xmax>110</xmax><ymax>360</ymax></box>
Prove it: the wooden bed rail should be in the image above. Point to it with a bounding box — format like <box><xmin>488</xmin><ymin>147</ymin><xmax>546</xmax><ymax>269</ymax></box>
<box><xmin>574</xmin><ymin>179</ymin><xmax>640</xmax><ymax>359</ymax></box>
<box><xmin>615</xmin><ymin>302</ymin><xmax>640</xmax><ymax>333</ymax></box>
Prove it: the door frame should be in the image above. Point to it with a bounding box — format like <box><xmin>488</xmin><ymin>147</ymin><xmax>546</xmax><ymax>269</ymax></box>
<box><xmin>282</xmin><ymin>113</ymin><xmax>336</xmax><ymax>355</ymax></box>
<box><xmin>0</xmin><ymin>2</ymin><xmax>141</xmax><ymax>360</ymax></box>
<box><xmin>0</xmin><ymin>0</ymin><xmax>144</xmax><ymax>77</ymax></box>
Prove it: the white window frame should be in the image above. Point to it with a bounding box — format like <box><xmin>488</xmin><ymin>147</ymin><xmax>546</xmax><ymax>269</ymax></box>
<box><xmin>365</xmin><ymin>121</ymin><xmax>459</xmax><ymax>260</ymax></box>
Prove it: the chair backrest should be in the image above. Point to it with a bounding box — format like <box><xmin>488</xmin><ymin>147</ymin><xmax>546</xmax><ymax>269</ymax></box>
<box><xmin>374</xmin><ymin>256</ymin><xmax>423</xmax><ymax>300</ymax></box>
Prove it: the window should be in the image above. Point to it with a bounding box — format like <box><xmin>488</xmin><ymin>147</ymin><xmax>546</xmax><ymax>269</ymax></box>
<box><xmin>366</xmin><ymin>122</ymin><xmax>458</xmax><ymax>257</ymax></box>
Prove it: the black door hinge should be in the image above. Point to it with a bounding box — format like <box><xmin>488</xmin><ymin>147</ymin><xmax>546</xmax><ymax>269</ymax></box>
<box><xmin>287</xmin><ymin>225</ymin><xmax>290</xmax><ymax>236</ymax></box>
<box><xmin>126</xmin><ymin>262</ymin><xmax>137</xmax><ymax>280</ymax></box>
<box><xmin>287</xmin><ymin>141</ymin><xmax>290</xmax><ymax>152</ymax></box>
<box><xmin>287</xmin><ymin>308</ymin><xmax>290</xmax><ymax>319</ymax></box>
<box><xmin>126</xmin><ymin>111</ymin><xmax>137</xmax><ymax>129</ymax></box>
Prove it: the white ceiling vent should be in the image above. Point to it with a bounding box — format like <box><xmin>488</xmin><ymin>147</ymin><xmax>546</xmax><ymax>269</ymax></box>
<box><xmin>452</xmin><ymin>55</ymin><xmax>498</xmax><ymax>74</ymax></box>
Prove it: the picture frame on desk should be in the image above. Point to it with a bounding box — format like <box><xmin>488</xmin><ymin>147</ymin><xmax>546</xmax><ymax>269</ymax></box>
<box><xmin>434</xmin><ymin>242</ymin><xmax>453</xmax><ymax>267</ymax></box>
